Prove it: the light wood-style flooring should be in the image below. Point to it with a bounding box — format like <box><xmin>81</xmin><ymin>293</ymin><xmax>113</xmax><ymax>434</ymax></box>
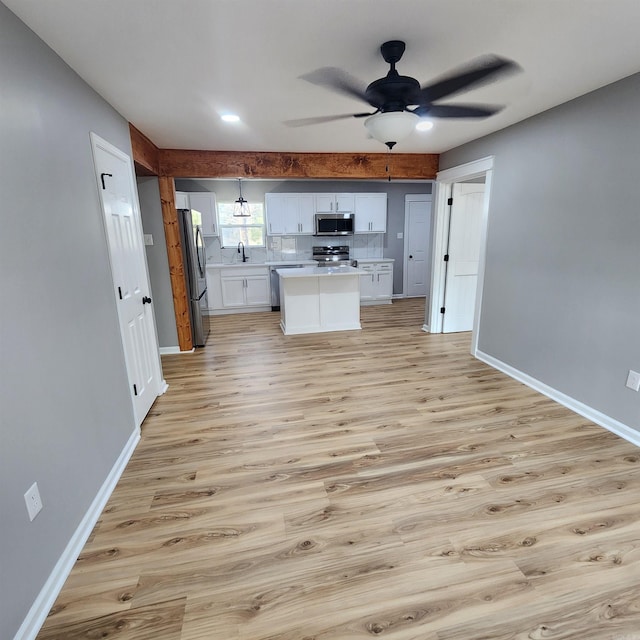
<box><xmin>37</xmin><ymin>299</ymin><xmax>640</xmax><ymax>639</ymax></box>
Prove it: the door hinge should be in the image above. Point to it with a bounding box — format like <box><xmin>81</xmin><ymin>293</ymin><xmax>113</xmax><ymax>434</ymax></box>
<box><xmin>133</xmin><ymin>384</ymin><xmax>138</xmax><ymax>396</ymax></box>
<box><xmin>118</xmin><ymin>286</ymin><xmax>123</xmax><ymax>299</ymax></box>
<box><xmin>447</xmin><ymin>197</ymin><xmax>453</xmax><ymax>206</ymax></box>
<box><xmin>443</xmin><ymin>254</ymin><xmax>449</xmax><ymax>262</ymax></box>
<box><xmin>440</xmin><ymin>307</ymin><xmax>446</xmax><ymax>314</ymax></box>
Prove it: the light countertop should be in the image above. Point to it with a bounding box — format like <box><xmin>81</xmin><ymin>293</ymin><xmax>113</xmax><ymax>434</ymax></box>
<box><xmin>206</xmin><ymin>260</ymin><xmax>317</xmax><ymax>268</ymax></box>
<box><xmin>277</xmin><ymin>266</ymin><xmax>366</xmax><ymax>278</ymax></box>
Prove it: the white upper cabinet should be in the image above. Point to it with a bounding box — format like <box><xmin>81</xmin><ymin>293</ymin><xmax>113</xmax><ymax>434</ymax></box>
<box><xmin>265</xmin><ymin>193</ymin><xmax>315</xmax><ymax>235</ymax></box>
<box><xmin>186</xmin><ymin>192</ymin><xmax>218</xmax><ymax>236</ymax></box>
<box><xmin>354</xmin><ymin>193</ymin><xmax>387</xmax><ymax>233</ymax></box>
<box><xmin>175</xmin><ymin>191</ymin><xmax>190</xmax><ymax>209</ymax></box>
<box><xmin>315</xmin><ymin>193</ymin><xmax>355</xmax><ymax>213</ymax></box>
<box><xmin>266</xmin><ymin>191</ymin><xmax>386</xmax><ymax>234</ymax></box>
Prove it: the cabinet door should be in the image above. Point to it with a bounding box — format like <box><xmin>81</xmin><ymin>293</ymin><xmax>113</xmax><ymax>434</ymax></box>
<box><xmin>220</xmin><ymin>277</ymin><xmax>246</xmax><ymax>307</ymax></box>
<box><xmin>282</xmin><ymin>196</ymin><xmax>300</xmax><ymax>234</ymax></box>
<box><xmin>245</xmin><ymin>275</ymin><xmax>270</xmax><ymax>306</ymax></box>
<box><xmin>315</xmin><ymin>194</ymin><xmax>336</xmax><ymax>212</ymax></box>
<box><xmin>266</xmin><ymin>194</ymin><xmax>309</xmax><ymax>234</ymax></box>
<box><xmin>359</xmin><ymin>265</ymin><xmax>375</xmax><ymax>300</ymax></box>
<box><xmin>265</xmin><ymin>194</ymin><xmax>286</xmax><ymax>235</ymax></box>
<box><xmin>175</xmin><ymin>191</ymin><xmax>190</xmax><ymax>209</ymax></box>
<box><xmin>335</xmin><ymin>193</ymin><xmax>354</xmax><ymax>212</ymax></box>
<box><xmin>206</xmin><ymin>269</ymin><xmax>221</xmax><ymax>310</ymax></box>
<box><xmin>355</xmin><ymin>194</ymin><xmax>387</xmax><ymax>233</ymax></box>
<box><xmin>188</xmin><ymin>193</ymin><xmax>218</xmax><ymax>236</ymax></box>
<box><xmin>375</xmin><ymin>269</ymin><xmax>393</xmax><ymax>299</ymax></box>
<box><xmin>297</xmin><ymin>195</ymin><xmax>315</xmax><ymax>234</ymax></box>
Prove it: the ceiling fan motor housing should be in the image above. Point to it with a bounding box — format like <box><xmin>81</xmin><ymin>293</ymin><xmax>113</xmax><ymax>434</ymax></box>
<box><xmin>366</xmin><ymin>74</ymin><xmax>420</xmax><ymax>113</ymax></box>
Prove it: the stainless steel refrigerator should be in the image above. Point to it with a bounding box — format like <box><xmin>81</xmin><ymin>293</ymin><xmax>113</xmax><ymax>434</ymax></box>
<box><xmin>178</xmin><ymin>208</ymin><xmax>210</xmax><ymax>347</ymax></box>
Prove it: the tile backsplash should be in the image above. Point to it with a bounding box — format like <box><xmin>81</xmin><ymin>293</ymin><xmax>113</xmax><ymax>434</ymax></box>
<box><xmin>206</xmin><ymin>234</ymin><xmax>384</xmax><ymax>264</ymax></box>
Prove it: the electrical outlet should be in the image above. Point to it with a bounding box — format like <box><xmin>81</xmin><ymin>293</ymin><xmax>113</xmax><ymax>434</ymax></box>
<box><xmin>626</xmin><ymin>369</ymin><xmax>640</xmax><ymax>392</ymax></box>
<box><xmin>24</xmin><ymin>482</ymin><xmax>43</xmax><ymax>521</ymax></box>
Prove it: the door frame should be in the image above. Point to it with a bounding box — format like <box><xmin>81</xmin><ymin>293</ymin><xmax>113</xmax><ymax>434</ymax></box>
<box><xmin>90</xmin><ymin>132</ymin><xmax>166</xmax><ymax>425</ymax></box>
<box><xmin>403</xmin><ymin>193</ymin><xmax>432</xmax><ymax>298</ymax></box>
<box><xmin>427</xmin><ymin>156</ymin><xmax>494</xmax><ymax>356</ymax></box>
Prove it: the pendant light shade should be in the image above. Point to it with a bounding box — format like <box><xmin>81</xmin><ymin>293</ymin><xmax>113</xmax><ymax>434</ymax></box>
<box><xmin>364</xmin><ymin>111</ymin><xmax>420</xmax><ymax>149</ymax></box>
<box><xmin>233</xmin><ymin>179</ymin><xmax>251</xmax><ymax>217</ymax></box>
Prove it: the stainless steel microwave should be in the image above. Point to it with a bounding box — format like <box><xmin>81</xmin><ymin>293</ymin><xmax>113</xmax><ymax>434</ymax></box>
<box><xmin>314</xmin><ymin>213</ymin><xmax>354</xmax><ymax>236</ymax></box>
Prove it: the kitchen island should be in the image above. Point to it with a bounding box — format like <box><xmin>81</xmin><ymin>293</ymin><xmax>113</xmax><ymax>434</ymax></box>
<box><xmin>277</xmin><ymin>265</ymin><xmax>366</xmax><ymax>335</ymax></box>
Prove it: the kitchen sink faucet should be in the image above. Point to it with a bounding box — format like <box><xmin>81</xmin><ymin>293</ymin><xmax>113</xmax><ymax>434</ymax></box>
<box><xmin>237</xmin><ymin>241</ymin><xmax>248</xmax><ymax>263</ymax></box>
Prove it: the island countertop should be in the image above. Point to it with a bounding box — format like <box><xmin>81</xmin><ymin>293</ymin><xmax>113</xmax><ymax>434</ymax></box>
<box><xmin>276</xmin><ymin>265</ymin><xmax>366</xmax><ymax>278</ymax></box>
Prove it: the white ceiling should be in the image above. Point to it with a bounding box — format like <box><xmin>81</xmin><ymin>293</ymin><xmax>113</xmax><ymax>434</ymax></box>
<box><xmin>6</xmin><ymin>0</ymin><xmax>640</xmax><ymax>154</ymax></box>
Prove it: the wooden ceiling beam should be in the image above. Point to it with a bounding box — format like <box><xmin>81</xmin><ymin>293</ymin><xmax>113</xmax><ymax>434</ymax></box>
<box><xmin>159</xmin><ymin>149</ymin><xmax>438</xmax><ymax>180</ymax></box>
<box><xmin>129</xmin><ymin>124</ymin><xmax>160</xmax><ymax>176</ymax></box>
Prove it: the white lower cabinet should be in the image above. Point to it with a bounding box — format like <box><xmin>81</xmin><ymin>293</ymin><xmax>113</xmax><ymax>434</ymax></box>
<box><xmin>358</xmin><ymin>260</ymin><xmax>393</xmax><ymax>304</ymax></box>
<box><xmin>207</xmin><ymin>266</ymin><xmax>270</xmax><ymax>313</ymax></box>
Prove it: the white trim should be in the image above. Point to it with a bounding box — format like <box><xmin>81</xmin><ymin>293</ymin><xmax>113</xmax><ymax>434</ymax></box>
<box><xmin>160</xmin><ymin>379</ymin><xmax>169</xmax><ymax>394</ymax></box>
<box><xmin>13</xmin><ymin>428</ymin><xmax>141</xmax><ymax>640</ymax></box>
<box><xmin>436</xmin><ymin>156</ymin><xmax>495</xmax><ymax>183</ymax></box>
<box><xmin>470</xmin><ymin>172</ymin><xmax>491</xmax><ymax>356</ymax></box>
<box><xmin>159</xmin><ymin>346</ymin><xmax>183</xmax><ymax>355</ymax></box>
<box><xmin>477</xmin><ymin>350</ymin><xmax>640</xmax><ymax>448</ymax></box>
<box><xmin>89</xmin><ymin>132</ymin><xmax>165</xmax><ymax>426</ymax></box>
<box><xmin>429</xmin><ymin>156</ymin><xmax>494</xmax><ymax>355</ymax></box>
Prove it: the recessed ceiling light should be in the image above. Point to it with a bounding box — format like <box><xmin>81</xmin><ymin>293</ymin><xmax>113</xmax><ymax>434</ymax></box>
<box><xmin>221</xmin><ymin>114</ymin><xmax>240</xmax><ymax>123</ymax></box>
<box><xmin>416</xmin><ymin>120</ymin><xmax>434</xmax><ymax>132</ymax></box>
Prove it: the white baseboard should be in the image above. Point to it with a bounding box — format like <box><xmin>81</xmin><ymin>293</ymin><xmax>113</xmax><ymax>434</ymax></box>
<box><xmin>159</xmin><ymin>346</ymin><xmax>182</xmax><ymax>355</ymax></box>
<box><xmin>476</xmin><ymin>350</ymin><xmax>640</xmax><ymax>448</ymax></box>
<box><xmin>14</xmin><ymin>427</ymin><xmax>141</xmax><ymax>640</ymax></box>
<box><xmin>159</xmin><ymin>379</ymin><xmax>169</xmax><ymax>395</ymax></box>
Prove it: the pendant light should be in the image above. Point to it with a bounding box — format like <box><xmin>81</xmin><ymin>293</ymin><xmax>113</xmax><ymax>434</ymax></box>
<box><xmin>233</xmin><ymin>178</ymin><xmax>251</xmax><ymax>217</ymax></box>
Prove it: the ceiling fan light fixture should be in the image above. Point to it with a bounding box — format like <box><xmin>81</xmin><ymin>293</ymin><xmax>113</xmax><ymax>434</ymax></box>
<box><xmin>416</xmin><ymin>119</ymin><xmax>434</xmax><ymax>132</ymax></box>
<box><xmin>364</xmin><ymin>111</ymin><xmax>419</xmax><ymax>147</ymax></box>
<box><xmin>233</xmin><ymin>179</ymin><xmax>251</xmax><ymax>217</ymax></box>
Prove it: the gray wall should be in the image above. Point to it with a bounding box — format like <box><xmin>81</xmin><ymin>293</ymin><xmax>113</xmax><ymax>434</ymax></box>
<box><xmin>138</xmin><ymin>177</ymin><xmax>179</xmax><ymax>349</ymax></box>
<box><xmin>0</xmin><ymin>4</ymin><xmax>137</xmax><ymax>638</ymax></box>
<box><xmin>440</xmin><ymin>73</ymin><xmax>640</xmax><ymax>430</ymax></box>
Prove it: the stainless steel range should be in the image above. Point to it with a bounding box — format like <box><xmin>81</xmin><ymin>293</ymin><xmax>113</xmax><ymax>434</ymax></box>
<box><xmin>313</xmin><ymin>245</ymin><xmax>352</xmax><ymax>267</ymax></box>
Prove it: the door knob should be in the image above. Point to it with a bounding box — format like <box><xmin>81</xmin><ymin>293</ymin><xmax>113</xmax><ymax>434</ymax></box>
<box><xmin>142</xmin><ymin>296</ymin><xmax>152</xmax><ymax>305</ymax></box>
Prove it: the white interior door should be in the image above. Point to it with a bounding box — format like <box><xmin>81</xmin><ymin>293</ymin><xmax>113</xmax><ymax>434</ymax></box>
<box><xmin>404</xmin><ymin>194</ymin><xmax>432</xmax><ymax>297</ymax></box>
<box><xmin>442</xmin><ymin>183</ymin><xmax>485</xmax><ymax>333</ymax></box>
<box><xmin>90</xmin><ymin>133</ymin><xmax>162</xmax><ymax>426</ymax></box>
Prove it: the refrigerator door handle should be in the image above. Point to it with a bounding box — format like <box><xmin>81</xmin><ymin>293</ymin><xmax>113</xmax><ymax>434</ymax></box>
<box><xmin>195</xmin><ymin>225</ymin><xmax>205</xmax><ymax>278</ymax></box>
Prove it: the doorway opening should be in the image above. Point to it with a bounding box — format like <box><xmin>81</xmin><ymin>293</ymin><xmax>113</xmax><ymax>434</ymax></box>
<box><xmin>427</xmin><ymin>156</ymin><xmax>494</xmax><ymax>356</ymax></box>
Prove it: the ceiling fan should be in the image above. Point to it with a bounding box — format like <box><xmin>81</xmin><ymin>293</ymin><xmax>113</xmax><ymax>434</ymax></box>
<box><xmin>285</xmin><ymin>40</ymin><xmax>520</xmax><ymax>148</ymax></box>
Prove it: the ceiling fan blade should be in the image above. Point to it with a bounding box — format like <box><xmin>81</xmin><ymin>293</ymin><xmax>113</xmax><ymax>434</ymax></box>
<box><xmin>414</xmin><ymin>104</ymin><xmax>504</xmax><ymax>118</ymax></box>
<box><xmin>283</xmin><ymin>113</ymin><xmax>367</xmax><ymax>128</ymax></box>
<box><xmin>299</xmin><ymin>67</ymin><xmax>374</xmax><ymax>106</ymax></box>
<box><xmin>418</xmin><ymin>55</ymin><xmax>520</xmax><ymax>103</ymax></box>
